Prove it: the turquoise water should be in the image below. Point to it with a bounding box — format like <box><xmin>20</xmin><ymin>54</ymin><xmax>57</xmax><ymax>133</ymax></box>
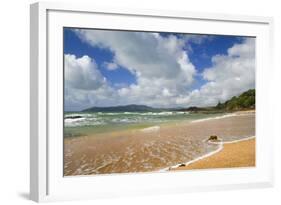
<box><xmin>64</xmin><ymin>111</ymin><xmax>225</xmax><ymax>137</ymax></box>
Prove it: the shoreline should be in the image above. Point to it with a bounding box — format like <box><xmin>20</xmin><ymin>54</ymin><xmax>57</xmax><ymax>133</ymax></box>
<box><xmin>64</xmin><ymin>111</ymin><xmax>255</xmax><ymax>175</ymax></box>
<box><xmin>169</xmin><ymin>137</ymin><xmax>255</xmax><ymax>171</ymax></box>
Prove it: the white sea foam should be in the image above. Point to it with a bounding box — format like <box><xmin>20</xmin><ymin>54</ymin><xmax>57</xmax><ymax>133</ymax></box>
<box><xmin>158</xmin><ymin>144</ymin><xmax>223</xmax><ymax>172</ymax></box>
<box><xmin>222</xmin><ymin>136</ymin><xmax>255</xmax><ymax>144</ymax></box>
<box><xmin>124</xmin><ymin>112</ymin><xmax>136</xmax><ymax>115</ymax></box>
<box><xmin>157</xmin><ymin>112</ymin><xmax>173</xmax><ymax>115</ymax></box>
<box><xmin>65</xmin><ymin>113</ymin><xmax>94</xmax><ymax>118</ymax></box>
<box><xmin>191</xmin><ymin>113</ymin><xmax>238</xmax><ymax>123</ymax></box>
<box><xmin>177</xmin><ymin>111</ymin><xmax>188</xmax><ymax>114</ymax></box>
<box><xmin>64</xmin><ymin>117</ymin><xmax>86</xmax><ymax>123</ymax></box>
<box><xmin>140</xmin><ymin>126</ymin><xmax>160</xmax><ymax>133</ymax></box>
<box><xmin>159</xmin><ymin>136</ymin><xmax>255</xmax><ymax>172</ymax></box>
<box><xmin>140</xmin><ymin>111</ymin><xmax>188</xmax><ymax>116</ymax></box>
<box><xmin>64</xmin><ymin>117</ymin><xmax>105</xmax><ymax>127</ymax></box>
<box><xmin>100</xmin><ymin>112</ymin><xmax>120</xmax><ymax>116</ymax></box>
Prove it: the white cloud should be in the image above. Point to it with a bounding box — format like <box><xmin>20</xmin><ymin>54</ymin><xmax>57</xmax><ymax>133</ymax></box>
<box><xmin>180</xmin><ymin>34</ymin><xmax>214</xmax><ymax>52</ymax></box>
<box><xmin>104</xmin><ymin>62</ymin><xmax>119</xmax><ymax>70</ymax></box>
<box><xmin>65</xmin><ymin>54</ymin><xmax>106</xmax><ymax>90</ymax></box>
<box><xmin>182</xmin><ymin>34</ymin><xmax>213</xmax><ymax>44</ymax></box>
<box><xmin>76</xmin><ymin>30</ymin><xmax>195</xmax><ymax>81</ymax></box>
<box><xmin>64</xmin><ymin>54</ymin><xmax>119</xmax><ymax>110</ymax></box>
<box><xmin>75</xmin><ymin>29</ymin><xmax>196</xmax><ymax>107</ymax></box>
<box><xmin>175</xmin><ymin>38</ymin><xmax>255</xmax><ymax>107</ymax></box>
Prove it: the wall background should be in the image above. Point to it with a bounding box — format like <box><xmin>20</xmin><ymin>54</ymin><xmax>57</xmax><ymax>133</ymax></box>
<box><xmin>0</xmin><ymin>0</ymin><xmax>280</xmax><ymax>204</ymax></box>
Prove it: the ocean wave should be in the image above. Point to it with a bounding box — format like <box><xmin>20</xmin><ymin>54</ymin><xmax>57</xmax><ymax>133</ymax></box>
<box><xmin>191</xmin><ymin>113</ymin><xmax>237</xmax><ymax>123</ymax></box>
<box><xmin>140</xmin><ymin>126</ymin><xmax>160</xmax><ymax>133</ymax></box>
<box><xmin>64</xmin><ymin>117</ymin><xmax>86</xmax><ymax>123</ymax></box>
<box><xmin>64</xmin><ymin>117</ymin><xmax>105</xmax><ymax>127</ymax></box>
<box><xmin>98</xmin><ymin>112</ymin><xmax>121</xmax><ymax>116</ymax></box>
<box><xmin>65</xmin><ymin>113</ymin><xmax>94</xmax><ymax>118</ymax></box>
<box><xmin>111</xmin><ymin>117</ymin><xmax>140</xmax><ymax>123</ymax></box>
<box><xmin>140</xmin><ymin>111</ymin><xmax>188</xmax><ymax>116</ymax></box>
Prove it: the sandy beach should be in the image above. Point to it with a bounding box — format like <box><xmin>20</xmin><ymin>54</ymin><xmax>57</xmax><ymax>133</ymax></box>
<box><xmin>171</xmin><ymin>138</ymin><xmax>255</xmax><ymax>171</ymax></box>
<box><xmin>64</xmin><ymin>111</ymin><xmax>255</xmax><ymax>176</ymax></box>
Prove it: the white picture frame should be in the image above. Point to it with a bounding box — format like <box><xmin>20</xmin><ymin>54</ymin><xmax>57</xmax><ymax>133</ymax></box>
<box><xmin>30</xmin><ymin>2</ymin><xmax>274</xmax><ymax>202</ymax></box>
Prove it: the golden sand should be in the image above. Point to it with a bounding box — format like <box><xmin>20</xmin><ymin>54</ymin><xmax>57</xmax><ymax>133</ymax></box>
<box><xmin>172</xmin><ymin>138</ymin><xmax>255</xmax><ymax>171</ymax></box>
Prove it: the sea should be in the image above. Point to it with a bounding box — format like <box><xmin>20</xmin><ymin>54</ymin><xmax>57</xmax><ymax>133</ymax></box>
<box><xmin>64</xmin><ymin>111</ymin><xmax>226</xmax><ymax>137</ymax></box>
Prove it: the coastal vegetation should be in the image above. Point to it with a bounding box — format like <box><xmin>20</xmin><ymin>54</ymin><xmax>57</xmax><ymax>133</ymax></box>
<box><xmin>216</xmin><ymin>89</ymin><xmax>255</xmax><ymax>111</ymax></box>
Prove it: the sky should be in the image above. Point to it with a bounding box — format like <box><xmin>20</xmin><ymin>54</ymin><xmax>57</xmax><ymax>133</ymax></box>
<box><xmin>64</xmin><ymin>28</ymin><xmax>255</xmax><ymax>111</ymax></box>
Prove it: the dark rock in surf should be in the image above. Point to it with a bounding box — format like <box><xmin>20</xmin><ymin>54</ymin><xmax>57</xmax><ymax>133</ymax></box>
<box><xmin>65</xmin><ymin>115</ymin><xmax>83</xmax><ymax>119</ymax></box>
<box><xmin>207</xmin><ymin>135</ymin><xmax>221</xmax><ymax>142</ymax></box>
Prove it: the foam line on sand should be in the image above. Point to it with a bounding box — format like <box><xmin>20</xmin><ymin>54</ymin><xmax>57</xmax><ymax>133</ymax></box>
<box><xmin>159</xmin><ymin>136</ymin><xmax>255</xmax><ymax>172</ymax></box>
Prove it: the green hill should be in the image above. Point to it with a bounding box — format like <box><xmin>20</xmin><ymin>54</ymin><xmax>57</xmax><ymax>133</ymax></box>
<box><xmin>216</xmin><ymin>89</ymin><xmax>255</xmax><ymax>111</ymax></box>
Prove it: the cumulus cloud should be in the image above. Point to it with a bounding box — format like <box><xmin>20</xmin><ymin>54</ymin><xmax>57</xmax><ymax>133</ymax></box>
<box><xmin>76</xmin><ymin>30</ymin><xmax>195</xmax><ymax>81</ymax></box>
<box><xmin>64</xmin><ymin>54</ymin><xmax>118</xmax><ymax>110</ymax></box>
<box><xmin>65</xmin><ymin>54</ymin><xmax>106</xmax><ymax>90</ymax></box>
<box><xmin>103</xmin><ymin>62</ymin><xmax>119</xmax><ymax>70</ymax></box>
<box><xmin>176</xmin><ymin>38</ymin><xmax>255</xmax><ymax>107</ymax></box>
<box><xmin>74</xmin><ymin>29</ymin><xmax>196</xmax><ymax>107</ymax></box>
<box><xmin>182</xmin><ymin>34</ymin><xmax>213</xmax><ymax>45</ymax></box>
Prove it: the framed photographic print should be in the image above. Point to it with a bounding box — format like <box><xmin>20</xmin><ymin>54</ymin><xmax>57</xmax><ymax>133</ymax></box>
<box><xmin>30</xmin><ymin>2</ymin><xmax>274</xmax><ymax>202</ymax></box>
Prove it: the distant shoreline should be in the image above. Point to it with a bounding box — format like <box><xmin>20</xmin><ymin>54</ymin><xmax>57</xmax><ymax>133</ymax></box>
<box><xmin>66</xmin><ymin>88</ymin><xmax>255</xmax><ymax>113</ymax></box>
<box><xmin>64</xmin><ymin>108</ymin><xmax>256</xmax><ymax>114</ymax></box>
